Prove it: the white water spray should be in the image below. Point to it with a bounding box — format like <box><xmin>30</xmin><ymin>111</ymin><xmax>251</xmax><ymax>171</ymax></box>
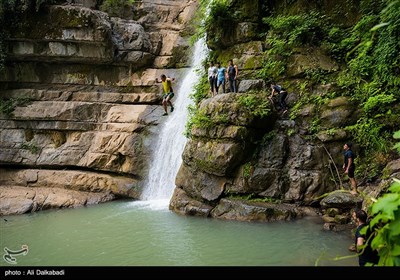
<box><xmin>140</xmin><ymin>38</ymin><xmax>208</xmax><ymax>208</ymax></box>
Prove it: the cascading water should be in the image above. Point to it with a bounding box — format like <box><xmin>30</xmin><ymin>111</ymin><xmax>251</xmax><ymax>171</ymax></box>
<box><xmin>140</xmin><ymin>38</ymin><xmax>208</xmax><ymax>207</ymax></box>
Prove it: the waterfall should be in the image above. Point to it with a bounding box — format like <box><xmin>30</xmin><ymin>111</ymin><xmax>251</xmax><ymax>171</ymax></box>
<box><xmin>140</xmin><ymin>38</ymin><xmax>208</xmax><ymax>207</ymax></box>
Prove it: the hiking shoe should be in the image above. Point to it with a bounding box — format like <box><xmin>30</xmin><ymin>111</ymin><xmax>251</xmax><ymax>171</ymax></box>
<box><xmin>162</xmin><ymin>112</ymin><xmax>168</xmax><ymax>116</ymax></box>
<box><xmin>170</xmin><ymin>106</ymin><xmax>174</xmax><ymax>113</ymax></box>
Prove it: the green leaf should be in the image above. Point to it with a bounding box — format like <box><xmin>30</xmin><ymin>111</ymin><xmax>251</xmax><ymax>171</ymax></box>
<box><xmin>370</xmin><ymin>22</ymin><xmax>390</xmax><ymax>31</ymax></box>
<box><xmin>391</xmin><ymin>244</ymin><xmax>400</xmax><ymax>256</ymax></box>
<box><xmin>369</xmin><ymin>215</ymin><xmax>383</xmax><ymax>228</ymax></box>
<box><xmin>371</xmin><ymin>193</ymin><xmax>400</xmax><ymax>219</ymax></box>
<box><xmin>371</xmin><ymin>229</ymin><xmax>386</xmax><ymax>250</ymax></box>
<box><xmin>388</xmin><ymin>213</ymin><xmax>400</xmax><ymax>236</ymax></box>
<box><xmin>389</xmin><ymin>179</ymin><xmax>400</xmax><ymax>192</ymax></box>
<box><xmin>385</xmin><ymin>257</ymin><xmax>394</xmax><ymax>266</ymax></box>
<box><xmin>394</xmin><ymin>131</ymin><xmax>400</xmax><ymax>139</ymax></box>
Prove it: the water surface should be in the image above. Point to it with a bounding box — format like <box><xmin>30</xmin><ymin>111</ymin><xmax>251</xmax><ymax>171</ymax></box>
<box><xmin>0</xmin><ymin>200</ymin><xmax>357</xmax><ymax>266</ymax></box>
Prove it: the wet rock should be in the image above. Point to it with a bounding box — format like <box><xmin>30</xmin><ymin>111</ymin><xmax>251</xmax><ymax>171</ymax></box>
<box><xmin>210</xmin><ymin>198</ymin><xmax>298</xmax><ymax>222</ymax></box>
<box><xmin>169</xmin><ymin>188</ymin><xmax>213</xmax><ymax>217</ymax></box>
<box><xmin>175</xmin><ymin>164</ymin><xmax>227</xmax><ymax>202</ymax></box>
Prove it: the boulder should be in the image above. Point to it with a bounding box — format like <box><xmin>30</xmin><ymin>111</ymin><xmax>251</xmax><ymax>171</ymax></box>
<box><xmin>238</xmin><ymin>80</ymin><xmax>265</xmax><ymax>93</ymax></box>
<box><xmin>175</xmin><ymin>164</ymin><xmax>227</xmax><ymax>202</ymax></box>
<box><xmin>320</xmin><ymin>191</ymin><xmax>363</xmax><ymax>209</ymax></box>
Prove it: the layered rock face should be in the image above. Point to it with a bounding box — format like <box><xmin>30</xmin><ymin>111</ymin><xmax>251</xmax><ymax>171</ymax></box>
<box><xmin>170</xmin><ymin>93</ymin><xmax>356</xmax><ymax>221</ymax></box>
<box><xmin>0</xmin><ymin>0</ymin><xmax>197</xmax><ymax>215</ymax></box>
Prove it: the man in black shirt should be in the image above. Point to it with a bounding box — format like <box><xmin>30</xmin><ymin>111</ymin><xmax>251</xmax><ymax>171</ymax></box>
<box><xmin>352</xmin><ymin>208</ymin><xmax>379</xmax><ymax>266</ymax></box>
<box><xmin>270</xmin><ymin>82</ymin><xmax>288</xmax><ymax>114</ymax></box>
<box><xmin>343</xmin><ymin>142</ymin><xmax>357</xmax><ymax>195</ymax></box>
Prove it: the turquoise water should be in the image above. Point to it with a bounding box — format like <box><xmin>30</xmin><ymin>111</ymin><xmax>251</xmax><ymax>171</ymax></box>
<box><xmin>0</xmin><ymin>200</ymin><xmax>357</xmax><ymax>266</ymax></box>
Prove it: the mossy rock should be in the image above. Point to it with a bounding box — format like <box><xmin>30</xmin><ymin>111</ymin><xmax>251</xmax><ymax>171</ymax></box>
<box><xmin>214</xmin><ymin>41</ymin><xmax>263</xmax><ymax>69</ymax></box>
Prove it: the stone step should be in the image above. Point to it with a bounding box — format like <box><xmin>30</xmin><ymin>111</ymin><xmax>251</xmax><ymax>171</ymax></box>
<box><xmin>0</xmin><ymin>168</ymin><xmax>139</xmax><ymax>198</ymax></box>
<box><xmin>0</xmin><ymin>120</ymin><xmax>146</xmax><ymax>132</ymax></box>
<box><xmin>0</xmin><ymin>100</ymin><xmax>162</xmax><ymax>124</ymax></box>
<box><xmin>2</xmin><ymin>88</ymin><xmax>161</xmax><ymax>104</ymax></box>
<box><xmin>0</xmin><ymin>185</ymin><xmax>116</xmax><ymax>216</ymax></box>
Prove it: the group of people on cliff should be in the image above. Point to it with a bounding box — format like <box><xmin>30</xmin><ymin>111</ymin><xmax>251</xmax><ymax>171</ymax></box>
<box><xmin>208</xmin><ymin>60</ymin><xmax>239</xmax><ymax>96</ymax></box>
<box><xmin>207</xmin><ymin>59</ymin><xmax>288</xmax><ymax>113</ymax></box>
<box><xmin>155</xmin><ymin>58</ymin><xmax>289</xmax><ymax>116</ymax></box>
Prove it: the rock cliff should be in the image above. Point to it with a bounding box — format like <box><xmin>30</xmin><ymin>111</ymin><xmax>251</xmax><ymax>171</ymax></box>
<box><xmin>0</xmin><ymin>0</ymin><xmax>198</xmax><ymax>215</ymax></box>
<box><xmin>169</xmin><ymin>0</ymin><xmax>399</xmax><ymax>224</ymax></box>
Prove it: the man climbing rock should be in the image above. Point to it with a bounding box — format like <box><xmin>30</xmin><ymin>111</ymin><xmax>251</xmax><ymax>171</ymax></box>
<box><xmin>269</xmin><ymin>82</ymin><xmax>288</xmax><ymax>114</ymax></box>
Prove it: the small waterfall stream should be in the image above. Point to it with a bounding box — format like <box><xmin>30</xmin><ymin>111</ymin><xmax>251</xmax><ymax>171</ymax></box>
<box><xmin>140</xmin><ymin>38</ymin><xmax>208</xmax><ymax>207</ymax></box>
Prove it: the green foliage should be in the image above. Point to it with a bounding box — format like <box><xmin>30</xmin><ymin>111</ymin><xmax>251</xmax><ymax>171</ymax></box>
<box><xmin>363</xmin><ymin>93</ymin><xmax>396</xmax><ymax>116</ymax></box>
<box><xmin>346</xmin><ymin>118</ymin><xmax>389</xmax><ymax>153</ymax></box>
<box><xmin>258</xmin><ymin>12</ymin><xmax>328</xmax><ymax>81</ymax></box>
<box><xmin>242</xmin><ymin>162</ymin><xmax>252</xmax><ymax>179</ymax></box>
<box><xmin>0</xmin><ymin>98</ymin><xmax>15</xmax><ymax>116</ymax></box>
<box><xmin>214</xmin><ymin>113</ymin><xmax>229</xmax><ymax>124</ymax></box>
<box><xmin>191</xmin><ymin>69</ymin><xmax>210</xmax><ymax>105</ymax></box>
<box><xmin>257</xmin><ymin>58</ymin><xmax>286</xmax><ymax>81</ymax></box>
<box><xmin>184</xmin><ymin>67</ymin><xmax>210</xmax><ymax>138</ymax></box>
<box><xmin>184</xmin><ymin>106</ymin><xmax>212</xmax><ymax>138</ymax></box>
<box><xmin>190</xmin><ymin>109</ymin><xmax>213</xmax><ymax>129</ymax></box>
<box><xmin>337</xmin><ymin>0</ymin><xmax>400</xmax><ymax>99</ymax></box>
<box><xmin>237</xmin><ymin>94</ymin><xmax>270</xmax><ymax>118</ymax></box>
<box><xmin>369</xmin><ymin>130</ymin><xmax>400</xmax><ymax>266</ymax></box>
<box><xmin>323</xmin><ymin>27</ymin><xmax>352</xmax><ymax>61</ymax></box>
<box><xmin>289</xmin><ymin>92</ymin><xmax>329</xmax><ymax>125</ymax></box>
<box><xmin>203</xmin><ymin>0</ymin><xmax>235</xmax><ymax>48</ymax></box>
<box><xmin>0</xmin><ymin>97</ymin><xmax>32</xmax><ymax>117</ymax></box>
<box><xmin>20</xmin><ymin>142</ymin><xmax>40</xmax><ymax>154</ymax></box>
<box><xmin>263</xmin><ymin>12</ymin><xmax>326</xmax><ymax>46</ymax></box>
<box><xmin>99</xmin><ymin>0</ymin><xmax>135</xmax><ymax>17</ymax></box>
<box><xmin>309</xmin><ymin>117</ymin><xmax>321</xmax><ymax>134</ymax></box>
<box><xmin>368</xmin><ymin>177</ymin><xmax>400</xmax><ymax>266</ymax></box>
<box><xmin>188</xmin><ymin>0</ymin><xmax>208</xmax><ymax>44</ymax></box>
<box><xmin>394</xmin><ymin>131</ymin><xmax>400</xmax><ymax>153</ymax></box>
<box><xmin>334</xmin><ymin>0</ymin><xmax>400</xmax><ymax>178</ymax></box>
<box><xmin>304</xmin><ymin>68</ymin><xmax>331</xmax><ymax>85</ymax></box>
<box><xmin>287</xmin><ymin>128</ymin><xmax>295</xmax><ymax>137</ymax></box>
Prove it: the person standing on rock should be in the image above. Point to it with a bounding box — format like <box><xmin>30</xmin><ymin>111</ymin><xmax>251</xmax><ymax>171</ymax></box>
<box><xmin>227</xmin><ymin>59</ymin><xmax>238</xmax><ymax>93</ymax></box>
<box><xmin>343</xmin><ymin>142</ymin><xmax>357</xmax><ymax>195</ymax></box>
<box><xmin>216</xmin><ymin>62</ymin><xmax>226</xmax><ymax>94</ymax></box>
<box><xmin>208</xmin><ymin>61</ymin><xmax>218</xmax><ymax>96</ymax></box>
<box><xmin>155</xmin><ymin>74</ymin><xmax>175</xmax><ymax>116</ymax></box>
